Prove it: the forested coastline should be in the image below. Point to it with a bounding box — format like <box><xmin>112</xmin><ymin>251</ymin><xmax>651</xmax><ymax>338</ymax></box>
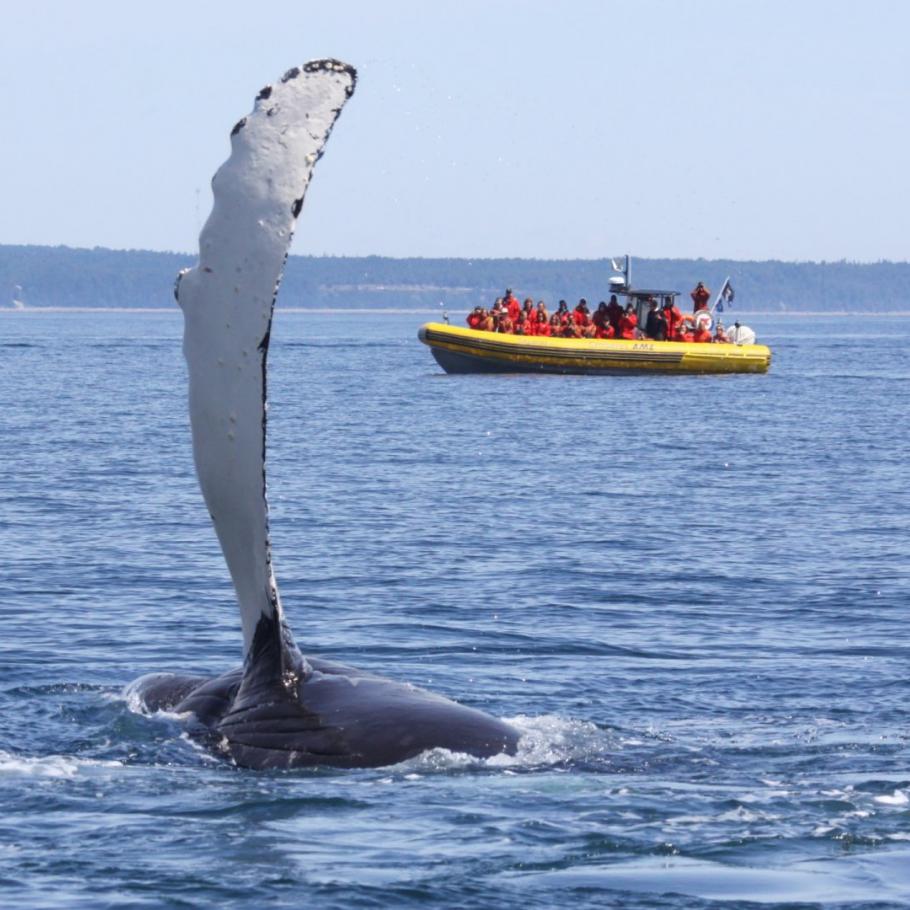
<box><xmin>2</xmin><ymin>244</ymin><xmax>908</xmax><ymax>312</ymax></box>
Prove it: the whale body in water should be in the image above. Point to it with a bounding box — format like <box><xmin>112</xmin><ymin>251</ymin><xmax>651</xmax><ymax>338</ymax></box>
<box><xmin>128</xmin><ymin>60</ymin><xmax>518</xmax><ymax>769</ymax></box>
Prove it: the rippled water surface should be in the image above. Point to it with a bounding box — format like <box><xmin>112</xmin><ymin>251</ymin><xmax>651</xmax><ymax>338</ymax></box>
<box><xmin>1</xmin><ymin>310</ymin><xmax>909</xmax><ymax>909</ymax></box>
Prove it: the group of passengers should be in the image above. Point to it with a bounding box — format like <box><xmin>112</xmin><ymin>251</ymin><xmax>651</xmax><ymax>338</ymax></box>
<box><xmin>465</xmin><ymin>283</ymin><xmax>731</xmax><ymax>343</ymax></box>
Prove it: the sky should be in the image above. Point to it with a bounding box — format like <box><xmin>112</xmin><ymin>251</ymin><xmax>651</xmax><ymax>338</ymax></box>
<box><xmin>2</xmin><ymin>0</ymin><xmax>908</xmax><ymax>262</ymax></box>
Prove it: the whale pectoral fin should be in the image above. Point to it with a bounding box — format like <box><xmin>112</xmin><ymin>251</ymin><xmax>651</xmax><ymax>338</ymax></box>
<box><xmin>176</xmin><ymin>60</ymin><xmax>357</xmax><ymax>660</ymax></box>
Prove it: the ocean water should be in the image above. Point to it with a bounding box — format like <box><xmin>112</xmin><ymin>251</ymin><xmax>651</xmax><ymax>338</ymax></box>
<box><xmin>0</xmin><ymin>308</ymin><xmax>908</xmax><ymax>909</ymax></box>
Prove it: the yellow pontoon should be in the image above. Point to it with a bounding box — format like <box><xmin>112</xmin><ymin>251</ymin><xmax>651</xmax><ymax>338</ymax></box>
<box><xmin>418</xmin><ymin>323</ymin><xmax>771</xmax><ymax>375</ymax></box>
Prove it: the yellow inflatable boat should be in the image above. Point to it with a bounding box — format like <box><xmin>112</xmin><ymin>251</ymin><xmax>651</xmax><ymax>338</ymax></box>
<box><xmin>419</xmin><ymin>258</ymin><xmax>770</xmax><ymax>375</ymax></box>
<box><xmin>418</xmin><ymin>323</ymin><xmax>771</xmax><ymax>375</ymax></box>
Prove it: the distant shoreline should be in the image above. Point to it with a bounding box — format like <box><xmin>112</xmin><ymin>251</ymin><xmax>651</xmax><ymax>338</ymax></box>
<box><xmin>4</xmin><ymin>245</ymin><xmax>910</xmax><ymax>312</ymax></box>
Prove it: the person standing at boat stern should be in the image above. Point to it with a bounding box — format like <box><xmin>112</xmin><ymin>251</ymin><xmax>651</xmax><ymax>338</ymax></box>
<box><xmin>691</xmin><ymin>281</ymin><xmax>711</xmax><ymax>313</ymax></box>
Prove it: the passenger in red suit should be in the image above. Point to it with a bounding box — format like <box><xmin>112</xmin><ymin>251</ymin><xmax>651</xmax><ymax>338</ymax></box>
<box><xmin>573</xmin><ymin>298</ymin><xmax>591</xmax><ymax>326</ymax></box>
<box><xmin>532</xmin><ymin>311</ymin><xmax>551</xmax><ymax>336</ymax></box>
<box><xmin>466</xmin><ymin>306</ymin><xmax>486</xmax><ymax>329</ymax></box>
<box><xmin>619</xmin><ymin>304</ymin><xmax>638</xmax><ymax>339</ymax></box>
<box><xmin>503</xmin><ymin>289</ymin><xmax>521</xmax><ymax>321</ymax></box>
<box><xmin>662</xmin><ymin>300</ymin><xmax>682</xmax><ymax>338</ymax></box>
<box><xmin>674</xmin><ymin>322</ymin><xmax>695</xmax><ymax>343</ymax></box>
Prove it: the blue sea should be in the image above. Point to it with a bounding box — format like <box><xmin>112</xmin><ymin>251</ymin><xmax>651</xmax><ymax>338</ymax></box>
<box><xmin>1</xmin><ymin>309</ymin><xmax>908</xmax><ymax>909</ymax></box>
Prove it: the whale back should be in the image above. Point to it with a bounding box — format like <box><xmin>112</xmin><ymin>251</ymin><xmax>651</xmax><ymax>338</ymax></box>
<box><xmin>175</xmin><ymin>61</ymin><xmax>356</xmax><ymax>661</ymax></box>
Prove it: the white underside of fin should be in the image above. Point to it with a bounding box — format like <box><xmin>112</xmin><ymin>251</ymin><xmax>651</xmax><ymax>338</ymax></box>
<box><xmin>175</xmin><ymin>61</ymin><xmax>356</xmax><ymax>658</ymax></box>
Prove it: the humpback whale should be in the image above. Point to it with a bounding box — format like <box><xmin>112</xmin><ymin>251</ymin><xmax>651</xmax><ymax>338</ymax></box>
<box><xmin>128</xmin><ymin>60</ymin><xmax>519</xmax><ymax>769</ymax></box>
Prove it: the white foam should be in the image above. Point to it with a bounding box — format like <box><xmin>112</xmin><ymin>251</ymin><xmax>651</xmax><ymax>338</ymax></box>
<box><xmin>120</xmin><ymin>678</ymin><xmax>193</xmax><ymax>721</ymax></box>
<box><xmin>0</xmin><ymin>749</ymin><xmax>122</xmax><ymax>779</ymax></box>
<box><xmin>495</xmin><ymin>714</ymin><xmax>613</xmax><ymax>767</ymax></box>
<box><xmin>874</xmin><ymin>789</ymin><xmax>909</xmax><ymax>806</ymax></box>
<box><xmin>398</xmin><ymin>714</ymin><xmax>612</xmax><ymax>773</ymax></box>
<box><xmin>121</xmin><ymin>680</ymin><xmax>150</xmax><ymax>714</ymax></box>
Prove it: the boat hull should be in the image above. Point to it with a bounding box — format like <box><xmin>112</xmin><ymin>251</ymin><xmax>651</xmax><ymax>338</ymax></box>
<box><xmin>418</xmin><ymin>323</ymin><xmax>771</xmax><ymax>375</ymax></box>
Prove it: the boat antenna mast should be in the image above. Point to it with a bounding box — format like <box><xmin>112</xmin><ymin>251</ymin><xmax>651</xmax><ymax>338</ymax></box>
<box><xmin>609</xmin><ymin>254</ymin><xmax>631</xmax><ymax>294</ymax></box>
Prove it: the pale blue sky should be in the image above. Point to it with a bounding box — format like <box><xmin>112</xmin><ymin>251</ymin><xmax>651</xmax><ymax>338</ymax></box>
<box><xmin>3</xmin><ymin>0</ymin><xmax>908</xmax><ymax>261</ymax></box>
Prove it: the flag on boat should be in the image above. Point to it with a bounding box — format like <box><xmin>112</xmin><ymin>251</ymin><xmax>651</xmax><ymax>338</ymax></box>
<box><xmin>712</xmin><ymin>278</ymin><xmax>734</xmax><ymax>314</ymax></box>
<box><xmin>610</xmin><ymin>256</ymin><xmax>627</xmax><ymax>273</ymax></box>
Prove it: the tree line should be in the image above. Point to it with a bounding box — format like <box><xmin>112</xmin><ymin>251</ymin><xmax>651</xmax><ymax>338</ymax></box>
<box><xmin>2</xmin><ymin>244</ymin><xmax>908</xmax><ymax>311</ymax></box>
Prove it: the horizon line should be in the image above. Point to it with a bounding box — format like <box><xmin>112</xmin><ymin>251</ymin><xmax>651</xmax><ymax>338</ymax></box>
<box><xmin>2</xmin><ymin>307</ymin><xmax>907</xmax><ymax>318</ymax></box>
<box><xmin>1</xmin><ymin>242</ymin><xmax>908</xmax><ymax>268</ymax></box>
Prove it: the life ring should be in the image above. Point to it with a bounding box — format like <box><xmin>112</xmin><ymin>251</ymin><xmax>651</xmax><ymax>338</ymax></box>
<box><xmin>694</xmin><ymin>310</ymin><xmax>712</xmax><ymax>331</ymax></box>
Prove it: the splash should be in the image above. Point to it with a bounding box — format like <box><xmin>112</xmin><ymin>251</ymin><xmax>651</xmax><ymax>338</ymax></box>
<box><xmin>396</xmin><ymin>714</ymin><xmax>615</xmax><ymax>774</ymax></box>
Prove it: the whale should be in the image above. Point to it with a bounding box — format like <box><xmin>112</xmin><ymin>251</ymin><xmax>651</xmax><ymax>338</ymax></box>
<box><xmin>128</xmin><ymin>60</ymin><xmax>519</xmax><ymax>769</ymax></box>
